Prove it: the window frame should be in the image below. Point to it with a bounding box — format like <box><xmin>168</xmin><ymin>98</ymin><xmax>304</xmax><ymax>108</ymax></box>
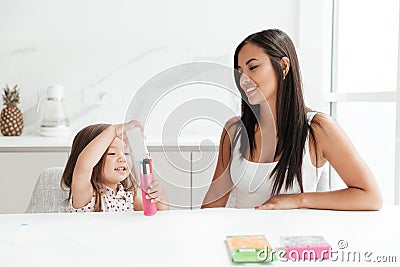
<box><xmin>329</xmin><ymin>0</ymin><xmax>400</xmax><ymax>204</ymax></box>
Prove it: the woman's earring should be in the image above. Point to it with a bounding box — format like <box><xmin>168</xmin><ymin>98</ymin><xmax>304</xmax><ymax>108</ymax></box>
<box><xmin>283</xmin><ymin>72</ymin><xmax>286</xmax><ymax>80</ymax></box>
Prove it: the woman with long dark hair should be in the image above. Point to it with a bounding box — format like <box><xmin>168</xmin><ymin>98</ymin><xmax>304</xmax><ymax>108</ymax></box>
<box><xmin>202</xmin><ymin>29</ymin><xmax>382</xmax><ymax>210</ymax></box>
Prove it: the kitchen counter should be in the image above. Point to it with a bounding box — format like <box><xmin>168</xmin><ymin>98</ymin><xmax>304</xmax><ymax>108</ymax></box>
<box><xmin>0</xmin><ymin>136</ymin><xmax>73</xmax><ymax>152</ymax></box>
<box><xmin>0</xmin><ymin>135</ymin><xmax>219</xmax><ymax>152</ymax></box>
<box><xmin>0</xmin><ymin>135</ymin><xmax>219</xmax><ymax>213</ymax></box>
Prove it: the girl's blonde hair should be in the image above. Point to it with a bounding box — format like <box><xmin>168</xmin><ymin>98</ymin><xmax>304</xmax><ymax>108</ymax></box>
<box><xmin>61</xmin><ymin>124</ymin><xmax>137</xmax><ymax>211</ymax></box>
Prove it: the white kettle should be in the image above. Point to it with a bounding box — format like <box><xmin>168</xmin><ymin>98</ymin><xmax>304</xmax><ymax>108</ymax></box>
<box><xmin>39</xmin><ymin>85</ymin><xmax>71</xmax><ymax>137</ymax></box>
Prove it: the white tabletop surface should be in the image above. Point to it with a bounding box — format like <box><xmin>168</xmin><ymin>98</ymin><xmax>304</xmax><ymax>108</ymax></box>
<box><xmin>0</xmin><ymin>207</ymin><xmax>399</xmax><ymax>267</ymax></box>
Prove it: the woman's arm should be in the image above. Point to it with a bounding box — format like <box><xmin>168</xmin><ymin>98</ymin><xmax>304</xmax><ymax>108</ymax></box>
<box><xmin>201</xmin><ymin>117</ymin><xmax>239</xmax><ymax>208</ymax></box>
<box><xmin>300</xmin><ymin>114</ymin><xmax>382</xmax><ymax>210</ymax></box>
<box><xmin>259</xmin><ymin>114</ymin><xmax>383</xmax><ymax>211</ymax></box>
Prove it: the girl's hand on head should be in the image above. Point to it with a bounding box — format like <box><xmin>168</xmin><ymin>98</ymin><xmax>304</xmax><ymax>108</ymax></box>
<box><xmin>113</xmin><ymin>120</ymin><xmax>144</xmax><ymax>138</ymax></box>
<box><xmin>145</xmin><ymin>180</ymin><xmax>169</xmax><ymax>210</ymax></box>
<box><xmin>255</xmin><ymin>194</ymin><xmax>302</xmax><ymax>210</ymax></box>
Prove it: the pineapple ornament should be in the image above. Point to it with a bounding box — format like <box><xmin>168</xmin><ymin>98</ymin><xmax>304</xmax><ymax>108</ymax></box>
<box><xmin>1</xmin><ymin>84</ymin><xmax>24</xmax><ymax>136</ymax></box>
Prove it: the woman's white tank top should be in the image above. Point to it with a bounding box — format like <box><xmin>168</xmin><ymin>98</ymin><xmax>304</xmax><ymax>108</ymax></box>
<box><xmin>227</xmin><ymin>112</ymin><xmax>329</xmax><ymax>208</ymax></box>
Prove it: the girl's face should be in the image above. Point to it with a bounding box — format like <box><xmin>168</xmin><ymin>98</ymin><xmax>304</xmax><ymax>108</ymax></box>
<box><xmin>102</xmin><ymin>137</ymin><xmax>132</xmax><ymax>188</ymax></box>
<box><xmin>237</xmin><ymin>43</ymin><xmax>278</xmax><ymax>106</ymax></box>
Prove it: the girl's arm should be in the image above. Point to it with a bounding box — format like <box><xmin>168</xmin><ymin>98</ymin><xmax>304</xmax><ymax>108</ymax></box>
<box><xmin>134</xmin><ymin>193</ymin><xmax>144</xmax><ymax>211</ymax></box>
<box><xmin>71</xmin><ymin>120</ymin><xmax>141</xmax><ymax>208</ymax></box>
<box><xmin>147</xmin><ymin>180</ymin><xmax>169</xmax><ymax>210</ymax></box>
<box><xmin>201</xmin><ymin>117</ymin><xmax>239</xmax><ymax>208</ymax></box>
<box><xmin>259</xmin><ymin>114</ymin><xmax>383</xmax><ymax>211</ymax></box>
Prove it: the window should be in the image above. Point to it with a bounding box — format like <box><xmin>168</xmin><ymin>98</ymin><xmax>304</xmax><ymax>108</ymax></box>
<box><xmin>330</xmin><ymin>0</ymin><xmax>400</xmax><ymax>204</ymax></box>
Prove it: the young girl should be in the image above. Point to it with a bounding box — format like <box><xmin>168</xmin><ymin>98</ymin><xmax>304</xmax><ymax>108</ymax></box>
<box><xmin>61</xmin><ymin>120</ymin><xmax>169</xmax><ymax>212</ymax></box>
<box><xmin>202</xmin><ymin>29</ymin><xmax>382</xmax><ymax>211</ymax></box>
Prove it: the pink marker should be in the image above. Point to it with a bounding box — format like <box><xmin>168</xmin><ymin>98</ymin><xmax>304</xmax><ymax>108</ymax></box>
<box><xmin>140</xmin><ymin>159</ymin><xmax>157</xmax><ymax>216</ymax></box>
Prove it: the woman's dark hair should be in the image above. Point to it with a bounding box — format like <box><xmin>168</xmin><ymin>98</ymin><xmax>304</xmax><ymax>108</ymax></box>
<box><xmin>230</xmin><ymin>29</ymin><xmax>318</xmax><ymax>195</ymax></box>
<box><xmin>61</xmin><ymin>124</ymin><xmax>137</xmax><ymax>211</ymax></box>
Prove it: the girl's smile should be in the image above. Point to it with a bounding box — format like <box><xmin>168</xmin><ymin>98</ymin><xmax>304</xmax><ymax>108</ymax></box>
<box><xmin>114</xmin><ymin>166</ymin><xmax>127</xmax><ymax>174</ymax></box>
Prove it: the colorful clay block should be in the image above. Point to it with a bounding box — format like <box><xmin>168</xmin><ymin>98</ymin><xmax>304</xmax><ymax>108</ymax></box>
<box><xmin>226</xmin><ymin>235</ymin><xmax>276</xmax><ymax>263</ymax></box>
<box><xmin>280</xmin><ymin>235</ymin><xmax>331</xmax><ymax>260</ymax></box>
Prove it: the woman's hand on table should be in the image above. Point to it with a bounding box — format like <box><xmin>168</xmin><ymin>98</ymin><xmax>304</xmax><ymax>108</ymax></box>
<box><xmin>255</xmin><ymin>193</ymin><xmax>303</xmax><ymax>210</ymax></box>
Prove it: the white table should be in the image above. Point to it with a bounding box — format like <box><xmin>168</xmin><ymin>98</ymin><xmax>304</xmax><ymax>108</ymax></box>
<box><xmin>1</xmin><ymin>207</ymin><xmax>399</xmax><ymax>267</ymax></box>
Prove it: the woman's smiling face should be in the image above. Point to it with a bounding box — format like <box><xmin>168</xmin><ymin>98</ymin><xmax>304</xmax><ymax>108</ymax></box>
<box><xmin>237</xmin><ymin>42</ymin><xmax>278</xmax><ymax>106</ymax></box>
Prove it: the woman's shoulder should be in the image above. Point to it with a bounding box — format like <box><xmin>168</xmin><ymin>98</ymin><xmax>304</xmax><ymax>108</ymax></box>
<box><xmin>225</xmin><ymin>116</ymin><xmax>241</xmax><ymax>127</ymax></box>
<box><xmin>217</xmin><ymin>116</ymin><xmax>241</xmax><ymax>150</ymax></box>
<box><xmin>310</xmin><ymin>112</ymin><xmax>345</xmax><ymax>145</ymax></box>
<box><xmin>311</xmin><ymin>112</ymin><xmax>339</xmax><ymax>132</ymax></box>
<box><xmin>223</xmin><ymin>116</ymin><xmax>241</xmax><ymax>139</ymax></box>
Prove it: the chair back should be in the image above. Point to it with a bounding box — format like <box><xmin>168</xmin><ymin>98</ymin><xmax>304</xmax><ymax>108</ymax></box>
<box><xmin>26</xmin><ymin>167</ymin><xmax>69</xmax><ymax>213</ymax></box>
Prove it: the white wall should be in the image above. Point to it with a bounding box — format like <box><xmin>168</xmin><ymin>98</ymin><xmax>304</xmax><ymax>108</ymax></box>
<box><xmin>0</xmin><ymin>0</ymin><xmax>331</xmax><ymax>139</ymax></box>
<box><xmin>298</xmin><ymin>0</ymin><xmax>332</xmax><ymax>115</ymax></box>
